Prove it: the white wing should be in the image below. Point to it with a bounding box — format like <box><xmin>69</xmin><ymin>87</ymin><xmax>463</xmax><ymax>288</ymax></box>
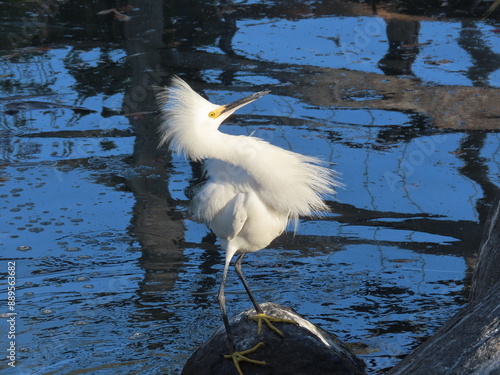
<box><xmin>210</xmin><ymin>192</ymin><xmax>248</xmax><ymax>241</ymax></box>
<box><xmin>191</xmin><ymin>158</ymin><xmax>289</xmax><ymax>253</ymax></box>
<box><xmin>190</xmin><ymin>159</ymin><xmax>252</xmax><ymax>239</ymax></box>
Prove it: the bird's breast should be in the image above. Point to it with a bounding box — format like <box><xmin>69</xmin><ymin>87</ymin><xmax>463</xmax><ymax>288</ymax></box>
<box><xmin>191</xmin><ymin>182</ymin><xmax>288</xmax><ymax>253</ymax></box>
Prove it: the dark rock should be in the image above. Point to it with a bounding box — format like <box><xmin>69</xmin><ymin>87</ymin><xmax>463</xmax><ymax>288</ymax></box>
<box><xmin>470</xmin><ymin>198</ymin><xmax>500</xmax><ymax>303</ymax></box>
<box><xmin>182</xmin><ymin>302</ymin><xmax>366</xmax><ymax>375</ymax></box>
<box><xmin>388</xmin><ymin>282</ymin><xmax>500</xmax><ymax>375</ymax></box>
<box><xmin>388</xmin><ymin>198</ymin><xmax>500</xmax><ymax>375</ymax></box>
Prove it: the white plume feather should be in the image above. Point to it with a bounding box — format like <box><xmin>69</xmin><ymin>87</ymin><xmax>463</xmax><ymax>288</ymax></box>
<box><xmin>157</xmin><ymin>76</ymin><xmax>340</xmax><ymax>229</ymax></box>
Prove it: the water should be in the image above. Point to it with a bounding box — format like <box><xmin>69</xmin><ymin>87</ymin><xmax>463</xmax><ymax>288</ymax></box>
<box><xmin>1</xmin><ymin>1</ymin><xmax>499</xmax><ymax>374</ymax></box>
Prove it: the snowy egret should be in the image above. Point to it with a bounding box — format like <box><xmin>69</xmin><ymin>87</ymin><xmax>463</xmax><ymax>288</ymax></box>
<box><xmin>157</xmin><ymin>76</ymin><xmax>339</xmax><ymax>373</ymax></box>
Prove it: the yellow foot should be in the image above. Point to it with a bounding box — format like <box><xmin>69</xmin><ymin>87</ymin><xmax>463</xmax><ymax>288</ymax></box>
<box><xmin>248</xmin><ymin>313</ymin><xmax>297</xmax><ymax>337</ymax></box>
<box><xmin>224</xmin><ymin>342</ymin><xmax>266</xmax><ymax>375</ymax></box>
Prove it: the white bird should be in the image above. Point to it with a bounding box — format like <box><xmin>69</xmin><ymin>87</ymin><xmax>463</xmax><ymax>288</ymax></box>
<box><xmin>157</xmin><ymin>76</ymin><xmax>339</xmax><ymax>373</ymax></box>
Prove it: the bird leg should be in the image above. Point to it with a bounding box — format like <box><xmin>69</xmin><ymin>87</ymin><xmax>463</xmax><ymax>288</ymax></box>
<box><xmin>219</xmin><ymin>257</ymin><xmax>267</xmax><ymax>373</ymax></box>
<box><xmin>234</xmin><ymin>254</ymin><xmax>298</xmax><ymax>337</ymax></box>
<box><xmin>218</xmin><ymin>259</ymin><xmax>237</xmax><ymax>352</ymax></box>
<box><xmin>234</xmin><ymin>254</ymin><xmax>263</xmax><ymax>313</ymax></box>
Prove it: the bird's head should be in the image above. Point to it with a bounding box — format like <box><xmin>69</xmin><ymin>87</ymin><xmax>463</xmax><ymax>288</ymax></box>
<box><xmin>157</xmin><ymin>76</ymin><xmax>269</xmax><ymax>160</ymax></box>
<box><xmin>206</xmin><ymin>89</ymin><xmax>270</xmax><ymax>124</ymax></box>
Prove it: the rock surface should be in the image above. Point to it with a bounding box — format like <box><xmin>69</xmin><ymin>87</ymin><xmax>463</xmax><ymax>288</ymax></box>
<box><xmin>388</xmin><ymin>198</ymin><xmax>500</xmax><ymax>375</ymax></box>
<box><xmin>182</xmin><ymin>302</ymin><xmax>366</xmax><ymax>375</ymax></box>
<box><xmin>470</xmin><ymin>198</ymin><xmax>500</xmax><ymax>303</ymax></box>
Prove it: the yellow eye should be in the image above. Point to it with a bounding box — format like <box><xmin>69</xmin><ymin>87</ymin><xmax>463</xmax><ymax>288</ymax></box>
<box><xmin>208</xmin><ymin>106</ymin><xmax>224</xmax><ymax>119</ymax></box>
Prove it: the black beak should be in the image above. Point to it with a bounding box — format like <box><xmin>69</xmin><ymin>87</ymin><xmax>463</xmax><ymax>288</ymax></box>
<box><xmin>220</xmin><ymin>90</ymin><xmax>271</xmax><ymax>115</ymax></box>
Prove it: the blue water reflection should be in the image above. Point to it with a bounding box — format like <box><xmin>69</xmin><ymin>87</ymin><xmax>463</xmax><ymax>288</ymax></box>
<box><xmin>205</xmin><ymin>17</ymin><xmax>500</xmax><ymax>86</ymax></box>
<box><xmin>1</xmin><ymin>1</ymin><xmax>499</xmax><ymax>374</ymax></box>
<box><xmin>227</xmin><ymin>17</ymin><xmax>389</xmax><ymax>73</ymax></box>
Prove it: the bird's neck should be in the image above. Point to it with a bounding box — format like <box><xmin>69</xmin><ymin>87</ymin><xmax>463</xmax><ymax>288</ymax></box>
<box><xmin>207</xmin><ymin>132</ymin><xmax>265</xmax><ymax>169</ymax></box>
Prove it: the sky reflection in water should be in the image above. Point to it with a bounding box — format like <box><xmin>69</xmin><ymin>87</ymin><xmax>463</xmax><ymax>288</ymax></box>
<box><xmin>1</xmin><ymin>1</ymin><xmax>499</xmax><ymax>374</ymax></box>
